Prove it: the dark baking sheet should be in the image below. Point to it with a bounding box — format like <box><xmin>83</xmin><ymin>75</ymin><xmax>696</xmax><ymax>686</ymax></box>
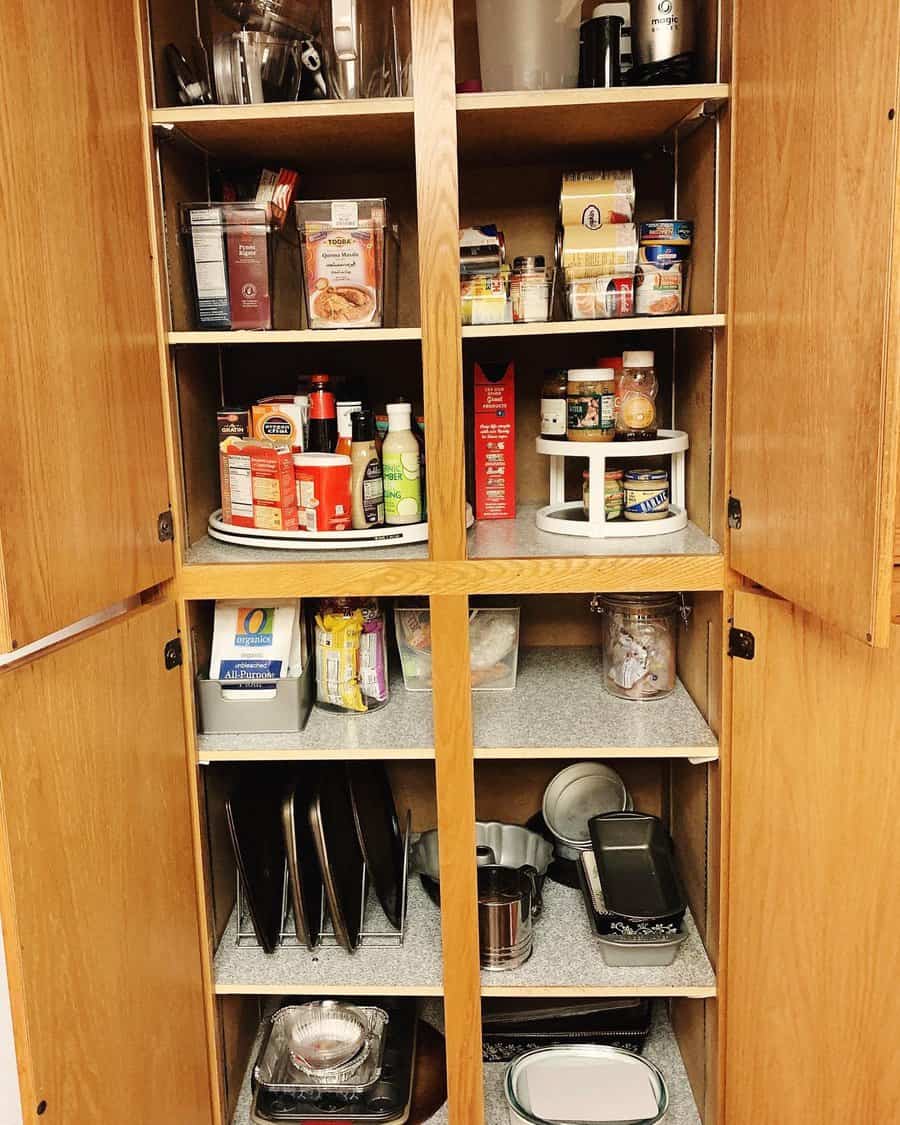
<box><xmin>281</xmin><ymin>768</ymin><xmax>323</xmax><ymax>950</ymax></box>
<box><xmin>346</xmin><ymin>762</ymin><xmax>404</xmax><ymax>930</ymax></box>
<box><xmin>226</xmin><ymin>766</ymin><xmax>290</xmax><ymax>955</ymax></box>
<box><xmin>309</xmin><ymin>766</ymin><xmax>365</xmax><ymax>952</ymax></box>
<box><xmin>588</xmin><ymin>812</ymin><xmax>686</xmax><ymax>925</ymax></box>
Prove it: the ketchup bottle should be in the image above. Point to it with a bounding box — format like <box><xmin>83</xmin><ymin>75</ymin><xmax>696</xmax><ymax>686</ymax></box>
<box><xmin>307</xmin><ymin>373</ymin><xmax>337</xmax><ymax>453</ymax></box>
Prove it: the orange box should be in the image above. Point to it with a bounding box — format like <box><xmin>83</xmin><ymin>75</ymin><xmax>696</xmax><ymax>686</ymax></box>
<box><xmin>220</xmin><ymin>438</ymin><xmax>299</xmax><ymax>531</ymax></box>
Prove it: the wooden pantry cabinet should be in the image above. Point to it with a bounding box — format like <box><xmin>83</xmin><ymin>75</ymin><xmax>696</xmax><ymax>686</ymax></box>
<box><xmin>0</xmin><ymin>0</ymin><xmax>898</xmax><ymax>1123</ymax></box>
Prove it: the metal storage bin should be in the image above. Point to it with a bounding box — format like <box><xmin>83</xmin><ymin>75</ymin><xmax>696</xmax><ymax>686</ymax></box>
<box><xmin>395</xmin><ymin>604</ymin><xmax>520</xmax><ymax>691</ymax></box>
<box><xmin>197</xmin><ymin>660</ymin><xmax>313</xmax><ymax>734</ymax></box>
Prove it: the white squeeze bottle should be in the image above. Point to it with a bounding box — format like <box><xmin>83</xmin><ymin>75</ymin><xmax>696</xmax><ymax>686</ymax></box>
<box><xmin>382</xmin><ymin>402</ymin><xmax>422</xmax><ymax>525</ymax></box>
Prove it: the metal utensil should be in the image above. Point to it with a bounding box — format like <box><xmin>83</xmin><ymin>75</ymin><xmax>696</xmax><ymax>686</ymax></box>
<box><xmin>477</xmin><ymin>864</ymin><xmax>541</xmax><ymax>971</ymax></box>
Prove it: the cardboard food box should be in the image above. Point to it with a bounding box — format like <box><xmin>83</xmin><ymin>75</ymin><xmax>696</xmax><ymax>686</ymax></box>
<box><xmin>474</xmin><ymin>361</ymin><xmax>516</xmax><ymax>521</ymax></box>
<box><xmin>252</xmin><ymin>397</ymin><xmax>307</xmax><ymax>453</ymax></box>
<box><xmin>220</xmin><ymin>438</ymin><xmax>299</xmax><ymax>531</ymax></box>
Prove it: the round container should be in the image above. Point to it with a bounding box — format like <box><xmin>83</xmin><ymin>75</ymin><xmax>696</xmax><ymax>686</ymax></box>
<box><xmin>541</xmin><ymin>763</ymin><xmax>632</xmax><ymax>859</ymax></box>
<box><xmin>288</xmin><ymin>1001</ymin><xmax>369</xmax><ymax>1076</ymax></box>
<box><xmin>504</xmin><ymin>1045</ymin><xmax>669</xmax><ymax>1125</ymax></box>
<box><xmin>594</xmin><ymin>592</ymin><xmax>680</xmax><ymax>701</ymax></box>
<box><xmin>566</xmin><ymin>369</ymin><xmax>615</xmax><ymax>442</ymax></box>
<box><xmin>617</xmin><ymin>350</ymin><xmax>658</xmax><ymax>438</ymax></box>
<box><xmin>293</xmin><ymin>452</ymin><xmax>352</xmax><ymax>532</ymax></box>
<box><xmin>540</xmin><ymin>370</ymin><xmax>568</xmax><ymax>440</ymax></box>
<box><xmin>582</xmin><ymin>469</ymin><xmax>624</xmax><ymax>519</ymax></box>
<box><xmin>624</xmin><ymin>468</ymin><xmax>670</xmax><ymax>521</ymax></box>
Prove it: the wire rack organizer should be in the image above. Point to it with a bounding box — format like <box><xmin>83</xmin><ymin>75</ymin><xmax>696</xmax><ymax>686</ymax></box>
<box><xmin>236</xmin><ymin>812</ymin><xmax>413</xmax><ymax>949</ymax></box>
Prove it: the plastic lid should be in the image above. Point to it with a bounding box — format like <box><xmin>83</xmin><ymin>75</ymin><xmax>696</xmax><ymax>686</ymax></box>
<box><xmin>622</xmin><ymin>351</ymin><xmax>654</xmax><ymax>367</ymax></box>
<box><xmin>387</xmin><ymin>401</ymin><xmax>412</xmax><ymax>416</ymax></box>
<box><xmin>351</xmin><ymin>409</ymin><xmax>376</xmax><ymax>442</ymax></box>
<box><xmin>568</xmin><ymin>368</ymin><xmax>615</xmax><ymax>382</ymax></box>
<box><xmin>311</xmin><ymin>373</ymin><xmax>330</xmax><ymax>387</ymax></box>
<box><xmin>292</xmin><ymin>452</ymin><xmax>352</xmax><ymax>467</ymax></box>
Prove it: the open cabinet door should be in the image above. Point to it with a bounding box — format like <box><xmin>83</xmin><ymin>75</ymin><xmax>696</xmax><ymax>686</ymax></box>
<box><xmin>0</xmin><ymin>602</ymin><xmax>213</xmax><ymax>1124</ymax></box>
<box><xmin>0</xmin><ymin>0</ymin><xmax>173</xmax><ymax>651</ymax></box>
<box><xmin>724</xmin><ymin>590</ymin><xmax>900</xmax><ymax>1121</ymax></box>
<box><xmin>729</xmin><ymin>0</ymin><xmax>900</xmax><ymax>645</ymax></box>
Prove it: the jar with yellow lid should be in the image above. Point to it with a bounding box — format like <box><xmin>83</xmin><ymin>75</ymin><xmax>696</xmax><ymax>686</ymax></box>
<box><xmin>566</xmin><ymin>368</ymin><xmax>615</xmax><ymax>442</ymax></box>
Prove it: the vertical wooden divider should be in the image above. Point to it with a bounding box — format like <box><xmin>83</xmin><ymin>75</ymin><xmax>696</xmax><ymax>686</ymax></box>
<box><xmin>411</xmin><ymin>2</ymin><xmax>484</xmax><ymax>1121</ymax></box>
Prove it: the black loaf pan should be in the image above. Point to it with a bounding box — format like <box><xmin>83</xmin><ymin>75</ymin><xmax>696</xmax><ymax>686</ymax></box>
<box><xmin>588</xmin><ymin>812</ymin><xmax>687</xmax><ymax>929</ymax></box>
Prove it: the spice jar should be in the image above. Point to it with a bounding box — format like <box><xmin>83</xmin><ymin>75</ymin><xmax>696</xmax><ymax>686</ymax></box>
<box><xmin>540</xmin><ymin>370</ymin><xmax>568</xmax><ymax>440</ymax></box>
<box><xmin>583</xmin><ymin>469</ymin><xmax>624</xmax><ymax>518</ymax></box>
<box><xmin>617</xmin><ymin>351</ymin><xmax>658</xmax><ymax>439</ymax></box>
<box><xmin>624</xmin><ymin>468</ymin><xmax>669</xmax><ymax>520</ymax></box>
<box><xmin>566</xmin><ymin>368</ymin><xmax>615</xmax><ymax>442</ymax></box>
<box><xmin>592</xmin><ymin>592</ymin><xmax>685</xmax><ymax>701</ymax></box>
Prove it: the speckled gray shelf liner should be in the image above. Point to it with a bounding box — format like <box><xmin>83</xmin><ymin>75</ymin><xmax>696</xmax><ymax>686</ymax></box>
<box><xmin>214</xmin><ymin>876</ymin><xmax>443</xmax><ymax>993</ymax></box>
<box><xmin>482</xmin><ymin>1003</ymin><xmax>701</xmax><ymax>1124</ymax></box>
<box><xmin>199</xmin><ymin>667</ymin><xmax>434</xmax><ymax>754</ymax></box>
<box><xmin>468</xmin><ymin>505</ymin><xmax>721</xmax><ymax>559</ymax></box>
<box><xmin>473</xmin><ymin>648</ymin><xmax>717</xmax><ymax>751</ymax></box>
<box><xmin>481</xmin><ymin>882</ymin><xmax>716</xmax><ymax>993</ymax></box>
<box><xmin>186</xmin><ymin>533</ymin><xmax>429</xmax><ymax>566</ymax></box>
<box><xmin>230</xmin><ymin>998</ymin><xmax>449</xmax><ymax>1124</ymax></box>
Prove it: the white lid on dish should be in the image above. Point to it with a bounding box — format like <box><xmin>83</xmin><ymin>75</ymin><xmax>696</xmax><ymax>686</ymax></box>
<box><xmin>568</xmin><ymin>368</ymin><xmax>615</xmax><ymax>382</ymax></box>
<box><xmin>292</xmin><ymin>452</ymin><xmax>352</xmax><ymax>467</ymax></box>
<box><xmin>622</xmin><ymin>350</ymin><xmax>654</xmax><ymax>367</ymax></box>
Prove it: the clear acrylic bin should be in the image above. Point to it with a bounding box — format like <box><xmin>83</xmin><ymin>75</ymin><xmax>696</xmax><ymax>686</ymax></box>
<box><xmin>395</xmin><ymin>605</ymin><xmax>520</xmax><ymax>691</ymax></box>
<box><xmin>562</xmin><ymin>270</ymin><xmax>635</xmax><ymax>321</ymax></box>
<box><xmin>180</xmin><ymin>203</ymin><xmax>276</xmax><ymax>331</ymax></box>
<box><xmin>295</xmin><ymin>198</ymin><xmax>399</xmax><ymax>329</ymax></box>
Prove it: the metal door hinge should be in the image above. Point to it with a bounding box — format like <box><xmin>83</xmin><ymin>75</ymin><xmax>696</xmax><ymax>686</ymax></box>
<box><xmin>728</xmin><ymin>627</ymin><xmax>755</xmax><ymax>660</ymax></box>
<box><xmin>158</xmin><ymin>509</ymin><xmax>175</xmax><ymax>542</ymax></box>
<box><xmin>727</xmin><ymin>496</ymin><xmax>742</xmax><ymax>529</ymax></box>
<box><xmin>164</xmin><ymin>637</ymin><xmax>183</xmax><ymax>670</ymax></box>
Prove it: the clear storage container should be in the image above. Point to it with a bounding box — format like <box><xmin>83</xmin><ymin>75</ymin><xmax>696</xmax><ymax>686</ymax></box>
<box><xmin>395</xmin><ymin>604</ymin><xmax>520</xmax><ymax>691</ymax></box>
<box><xmin>295</xmin><ymin>198</ymin><xmax>398</xmax><ymax>329</ymax></box>
<box><xmin>562</xmin><ymin>270</ymin><xmax>635</xmax><ymax>320</ymax></box>
<box><xmin>592</xmin><ymin>592</ymin><xmax>683</xmax><ymax>701</ymax></box>
<box><xmin>180</xmin><ymin>203</ymin><xmax>276</xmax><ymax>331</ymax></box>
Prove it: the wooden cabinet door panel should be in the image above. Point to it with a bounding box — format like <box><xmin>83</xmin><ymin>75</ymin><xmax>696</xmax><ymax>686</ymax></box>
<box><xmin>729</xmin><ymin>0</ymin><xmax>900</xmax><ymax>644</ymax></box>
<box><xmin>0</xmin><ymin>603</ymin><xmax>213</xmax><ymax>1124</ymax></box>
<box><xmin>725</xmin><ymin>590</ymin><xmax>900</xmax><ymax>1122</ymax></box>
<box><xmin>0</xmin><ymin>1</ymin><xmax>173</xmax><ymax>650</ymax></box>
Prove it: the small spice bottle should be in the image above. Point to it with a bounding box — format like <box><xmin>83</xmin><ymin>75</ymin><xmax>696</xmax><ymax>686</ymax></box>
<box><xmin>617</xmin><ymin>351</ymin><xmax>658</xmax><ymax>439</ymax></box>
<box><xmin>540</xmin><ymin>370</ymin><xmax>568</xmax><ymax>440</ymax></box>
<box><xmin>566</xmin><ymin>368</ymin><xmax>616</xmax><ymax>442</ymax></box>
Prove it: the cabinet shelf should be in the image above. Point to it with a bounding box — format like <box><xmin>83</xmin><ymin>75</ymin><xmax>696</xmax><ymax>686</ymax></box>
<box><xmin>483</xmin><ymin>1005</ymin><xmax>700</xmax><ymax>1124</ymax></box>
<box><xmin>474</xmin><ymin>649</ymin><xmax>717</xmax><ymax>760</ymax></box>
<box><xmin>468</xmin><ymin>506</ymin><xmax>724</xmax><ymax>591</ymax></box>
<box><xmin>152</xmin><ymin>97</ymin><xmax>415</xmax><ymax>170</ymax></box>
<box><xmin>198</xmin><ymin>668</ymin><xmax>433</xmax><ymax>762</ymax></box>
<box><xmin>480</xmin><ymin>885</ymin><xmax>715</xmax><ymax>998</ymax></box>
<box><xmin>213</xmin><ymin>876</ymin><xmax>443</xmax><ymax>996</ymax></box>
<box><xmin>456</xmin><ymin>84</ymin><xmax>729</xmax><ymax>165</ymax></box>
<box><xmin>169</xmin><ymin>328</ymin><xmax>422</xmax><ymax>345</ymax></box>
<box><xmin>462</xmin><ymin>315</ymin><xmax>726</xmax><ymax>339</ymax></box>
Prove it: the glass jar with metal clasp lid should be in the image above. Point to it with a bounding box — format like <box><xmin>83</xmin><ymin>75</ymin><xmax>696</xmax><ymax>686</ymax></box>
<box><xmin>591</xmin><ymin>592</ymin><xmax>690</xmax><ymax>701</ymax></box>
